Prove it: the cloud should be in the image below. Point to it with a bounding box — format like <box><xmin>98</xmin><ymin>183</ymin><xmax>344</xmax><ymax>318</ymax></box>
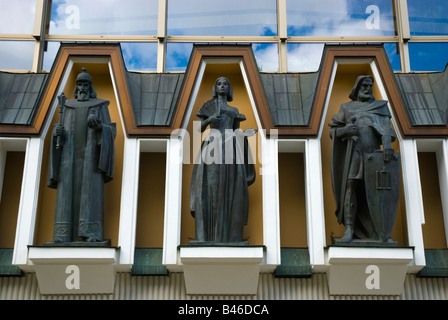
<box><xmin>167</xmin><ymin>0</ymin><xmax>276</xmax><ymax>36</ymax></box>
<box><xmin>252</xmin><ymin>44</ymin><xmax>279</xmax><ymax>72</ymax></box>
<box><xmin>287</xmin><ymin>0</ymin><xmax>395</xmax><ymax>37</ymax></box>
<box><xmin>121</xmin><ymin>43</ymin><xmax>157</xmax><ymax>71</ymax></box>
<box><xmin>287</xmin><ymin>44</ymin><xmax>325</xmax><ymax>72</ymax></box>
<box><xmin>0</xmin><ymin>41</ymin><xmax>35</xmax><ymax>70</ymax></box>
<box><xmin>49</xmin><ymin>0</ymin><xmax>158</xmax><ymax>35</ymax></box>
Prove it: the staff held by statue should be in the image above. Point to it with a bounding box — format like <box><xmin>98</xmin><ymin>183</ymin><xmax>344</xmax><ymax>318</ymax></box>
<box><xmin>56</xmin><ymin>92</ymin><xmax>66</xmax><ymax>150</ymax></box>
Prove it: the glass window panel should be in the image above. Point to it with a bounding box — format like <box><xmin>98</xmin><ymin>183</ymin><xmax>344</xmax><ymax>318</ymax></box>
<box><xmin>49</xmin><ymin>0</ymin><xmax>158</xmax><ymax>35</ymax></box>
<box><xmin>383</xmin><ymin>42</ymin><xmax>401</xmax><ymax>72</ymax></box>
<box><xmin>408</xmin><ymin>0</ymin><xmax>448</xmax><ymax>36</ymax></box>
<box><xmin>166</xmin><ymin>43</ymin><xmax>193</xmax><ymax>72</ymax></box>
<box><xmin>287</xmin><ymin>0</ymin><xmax>396</xmax><ymax>37</ymax></box>
<box><xmin>167</xmin><ymin>0</ymin><xmax>277</xmax><ymax>36</ymax></box>
<box><xmin>253</xmin><ymin>43</ymin><xmax>278</xmax><ymax>72</ymax></box>
<box><xmin>121</xmin><ymin>43</ymin><xmax>158</xmax><ymax>71</ymax></box>
<box><xmin>43</xmin><ymin>41</ymin><xmax>60</xmax><ymax>71</ymax></box>
<box><xmin>166</xmin><ymin>43</ymin><xmax>278</xmax><ymax>72</ymax></box>
<box><xmin>287</xmin><ymin>43</ymin><xmax>401</xmax><ymax>72</ymax></box>
<box><xmin>287</xmin><ymin>43</ymin><xmax>325</xmax><ymax>72</ymax></box>
<box><xmin>43</xmin><ymin>42</ymin><xmax>158</xmax><ymax>72</ymax></box>
<box><xmin>0</xmin><ymin>41</ymin><xmax>35</xmax><ymax>70</ymax></box>
<box><xmin>409</xmin><ymin>43</ymin><xmax>448</xmax><ymax>72</ymax></box>
<box><xmin>0</xmin><ymin>0</ymin><xmax>36</xmax><ymax>34</ymax></box>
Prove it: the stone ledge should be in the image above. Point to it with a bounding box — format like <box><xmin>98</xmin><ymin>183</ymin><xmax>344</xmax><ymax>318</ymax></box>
<box><xmin>27</xmin><ymin>246</ymin><xmax>119</xmax><ymax>294</ymax></box>
<box><xmin>179</xmin><ymin>246</ymin><xmax>264</xmax><ymax>295</ymax></box>
<box><xmin>326</xmin><ymin>246</ymin><xmax>414</xmax><ymax>295</ymax></box>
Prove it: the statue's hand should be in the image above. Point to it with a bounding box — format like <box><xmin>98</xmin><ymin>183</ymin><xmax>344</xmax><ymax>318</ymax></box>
<box><xmin>208</xmin><ymin>114</ymin><xmax>220</xmax><ymax>125</ymax></box>
<box><xmin>55</xmin><ymin>124</ymin><xmax>65</xmax><ymax>137</ymax></box>
<box><xmin>383</xmin><ymin>148</ymin><xmax>395</xmax><ymax>162</ymax></box>
<box><xmin>87</xmin><ymin>114</ymin><xmax>102</xmax><ymax>130</ymax></box>
<box><xmin>339</xmin><ymin>124</ymin><xmax>358</xmax><ymax>138</ymax></box>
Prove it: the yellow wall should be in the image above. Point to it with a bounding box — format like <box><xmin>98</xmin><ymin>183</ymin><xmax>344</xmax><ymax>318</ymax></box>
<box><xmin>278</xmin><ymin>152</ymin><xmax>307</xmax><ymax>247</ymax></box>
<box><xmin>15</xmin><ymin>61</ymin><xmax>447</xmax><ymax>251</ymax></box>
<box><xmin>180</xmin><ymin>64</ymin><xmax>264</xmax><ymax>245</ymax></box>
<box><xmin>135</xmin><ymin>152</ymin><xmax>166</xmax><ymax>247</ymax></box>
<box><xmin>320</xmin><ymin>64</ymin><xmax>408</xmax><ymax>246</ymax></box>
<box><xmin>34</xmin><ymin>63</ymin><xmax>124</xmax><ymax>246</ymax></box>
<box><xmin>419</xmin><ymin>152</ymin><xmax>447</xmax><ymax>249</ymax></box>
<box><xmin>0</xmin><ymin>152</ymin><xmax>24</xmax><ymax>247</ymax></box>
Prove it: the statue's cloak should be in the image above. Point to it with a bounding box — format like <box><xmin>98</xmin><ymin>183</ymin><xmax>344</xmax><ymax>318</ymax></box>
<box><xmin>47</xmin><ymin>98</ymin><xmax>116</xmax><ymax>242</ymax></box>
<box><xmin>329</xmin><ymin>100</ymin><xmax>394</xmax><ymax>232</ymax></box>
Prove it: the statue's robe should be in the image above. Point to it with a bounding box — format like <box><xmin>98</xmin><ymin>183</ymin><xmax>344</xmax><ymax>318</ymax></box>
<box><xmin>330</xmin><ymin>99</ymin><xmax>395</xmax><ymax>240</ymax></box>
<box><xmin>190</xmin><ymin>102</ymin><xmax>255</xmax><ymax>243</ymax></box>
<box><xmin>48</xmin><ymin>98</ymin><xmax>116</xmax><ymax>243</ymax></box>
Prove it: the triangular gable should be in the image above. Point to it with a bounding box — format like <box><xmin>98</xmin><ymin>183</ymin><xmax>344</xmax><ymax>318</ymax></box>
<box><xmin>0</xmin><ymin>44</ymin><xmax>139</xmax><ymax>136</ymax></box>
<box><xmin>303</xmin><ymin>45</ymin><xmax>448</xmax><ymax>138</ymax></box>
<box><xmin>171</xmin><ymin>44</ymin><xmax>275</xmax><ymax>136</ymax></box>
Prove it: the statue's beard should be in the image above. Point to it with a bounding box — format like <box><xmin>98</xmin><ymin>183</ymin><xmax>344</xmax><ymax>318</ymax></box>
<box><xmin>358</xmin><ymin>91</ymin><xmax>373</xmax><ymax>102</ymax></box>
<box><xmin>78</xmin><ymin>90</ymin><xmax>89</xmax><ymax>101</ymax></box>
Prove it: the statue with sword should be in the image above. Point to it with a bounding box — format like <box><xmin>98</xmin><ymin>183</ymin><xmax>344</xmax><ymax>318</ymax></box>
<box><xmin>329</xmin><ymin>75</ymin><xmax>400</xmax><ymax>245</ymax></box>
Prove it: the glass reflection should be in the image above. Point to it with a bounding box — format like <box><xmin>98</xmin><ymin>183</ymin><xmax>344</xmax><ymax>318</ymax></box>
<box><xmin>166</xmin><ymin>43</ymin><xmax>278</xmax><ymax>72</ymax></box>
<box><xmin>287</xmin><ymin>43</ymin><xmax>324</xmax><ymax>72</ymax></box>
<box><xmin>383</xmin><ymin>43</ymin><xmax>401</xmax><ymax>72</ymax></box>
<box><xmin>409</xmin><ymin>43</ymin><xmax>448</xmax><ymax>72</ymax></box>
<box><xmin>0</xmin><ymin>0</ymin><xmax>36</xmax><ymax>34</ymax></box>
<box><xmin>166</xmin><ymin>43</ymin><xmax>193</xmax><ymax>72</ymax></box>
<box><xmin>408</xmin><ymin>0</ymin><xmax>448</xmax><ymax>36</ymax></box>
<box><xmin>167</xmin><ymin>0</ymin><xmax>277</xmax><ymax>36</ymax></box>
<box><xmin>43</xmin><ymin>42</ymin><xmax>158</xmax><ymax>72</ymax></box>
<box><xmin>287</xmin><ymin>43</ymin><xmax>400</xmax><ymax>72</ymax></box>
<box><xmin>287</xmin><ymin>0</ymin><xmax>395</xmax><ymax>37</ymax></box>
<box><xmin>42</xmin><ymin>41</ymin><xmax>60</xmax><ymax>71</ymax></box>
<box><xmin>49</xmin><ymin>0</ymin><xmax>158</xmax><ymax>35</ymax></box>
<box><xmin>0</xmin><ymin>41</ymin><xmax>35</xmax><ymax>70</ymax></box>
<box><xmin>253</xmin><ymin>43</ymin><xmax>278</xmax><ymax>72</ymax></box>
<box><xmin>121</xmin><ymin>43</ymin><xmax>157</xmax><ymax>71</ymax></box>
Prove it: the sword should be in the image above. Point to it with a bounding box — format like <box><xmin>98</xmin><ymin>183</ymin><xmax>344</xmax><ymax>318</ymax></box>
<box><xmin>56</xmin><ymin>92</ymin><xmax>66</xmax><ymax>150</ymax></box>
<box><xmin>339</xmin><ymin>117</ymin><xmax>358</xmax><ymax>215</ymax></box>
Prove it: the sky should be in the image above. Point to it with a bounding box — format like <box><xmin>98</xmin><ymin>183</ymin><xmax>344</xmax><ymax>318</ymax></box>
<box><xmin>0</xmin><ymin>0</ymin><xmax>447</xmax><ymax>72</ymax></box>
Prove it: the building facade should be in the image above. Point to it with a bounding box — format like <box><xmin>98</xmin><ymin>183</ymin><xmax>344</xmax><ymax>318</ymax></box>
<box><xmin>0</xmin><ymin>0</ymin><xmax>448</xmax><ymax>301</ymax></box>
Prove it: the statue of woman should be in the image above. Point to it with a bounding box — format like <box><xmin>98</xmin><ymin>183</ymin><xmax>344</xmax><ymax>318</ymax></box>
<box><xmin>190</xmin><ymin>76</ymin><xmax>256</xmax><ymax>244</ymax></box>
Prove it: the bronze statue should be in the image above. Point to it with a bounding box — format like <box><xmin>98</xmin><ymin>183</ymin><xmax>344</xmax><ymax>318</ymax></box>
<box><xmin>329</xmin><ymin>75</ymin><xmax>400</xmax><ymax>245</ymax></box>
<box><xmin>47</xmin><ymin>67</ymin><xmax>116</xmax><ymax>245</ymax></box>
<box><xmin>190</xmin><ymin>77</ymin><xmax>256</xmax><ymax>244</ymax></box>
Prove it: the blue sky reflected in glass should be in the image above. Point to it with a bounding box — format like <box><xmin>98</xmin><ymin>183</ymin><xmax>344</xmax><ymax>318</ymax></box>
<box><xmin>409</xmin><ymin>43</ymin><xmax>448</xmax><ymax>72</ymax></box>
<box><xmin>287</xmin><ymin>0</ymin><xmax>395</xmax><ymax>37</ymax></box>
<box><xmin>166</xmin><ymin>43</ymin><xmax>278</xmax><ymax>72</ymax></box>
<box><xmin>43</xmin><ymin>42</ymin><xmax>157</xmax><ymax>72</ymax></box>
<box><xmin>49</xmin><ymin>0</ymin><xmax>158</xmax><ymax>35</ymax></box>
<box><xmin>383</xmin><ymin>42</ymin><xmax>401</xmax><ymax>72</ymax></box>
<box><xmin>287</xmin><ymin>43</ymin><xmax>324</xmax><ymax>72</ymax></box>
<box><xmin>287</xmin><ymin>43</ymin><xmax>400</xmax><ymax>72</ymax></box>
<box><xmin>0</xmin><ymin>41</ymin><xmax>35</xmax><ymax>70</ymax></box>
<box><xmin>408</xmin><ymin>0</ymin><xmax>448</xmax><ymax>36</ymax></box>
<box><xmin>43</xmin><ymin>42</ymin><xmax>60</xmax><ymax>71</ymax></box>
<box><xmin>167</xmin><ymin>0</ymin><xmax>277</xmax><ymax>36</ymax></box>
<box><xmin>166</xmin><ymin>43</ymin><xmax>193</xmax><ymax>72</ymax></box>
<box><xmin>0</xmin><ymin>0</ymin><xmax>36</xmax><ymax>34</ymax></box>
<box><xmin>121</xmin><ymin>43</ymin><xmax>157</xmax><ymax>71</ymax></box>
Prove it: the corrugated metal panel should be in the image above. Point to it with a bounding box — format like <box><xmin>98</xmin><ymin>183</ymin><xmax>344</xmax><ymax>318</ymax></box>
<box><xmin>259</xmin><ymin>73</ymin><xmax>319</xmax><ymax>127</ymax></box>
<box><xmin>0</xmin><ymin>72</ymin><xmax>48</xmax><ymax>125</ymax></box>
<box><xmin>1</xmin><ymin>273</ymin><xmax>447</xmax><ymax>300</ymax></box>
<box><xmin>395</xmin><ymin>69</ymin><xmax>448</xmax><ymax>126</ymax></box>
